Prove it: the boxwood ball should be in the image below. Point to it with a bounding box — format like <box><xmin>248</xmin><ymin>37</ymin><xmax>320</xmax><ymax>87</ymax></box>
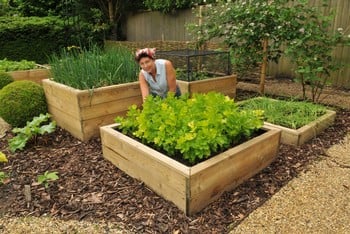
<box><xmin>0</xmin><ymin>80</ymin><xmax>48</xmax><ymax>127</ymax></box>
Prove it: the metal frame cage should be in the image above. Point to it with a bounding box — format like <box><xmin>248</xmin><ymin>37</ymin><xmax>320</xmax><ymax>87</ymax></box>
<box><xmin>156</xmin><ymin>49</ymin><xmax>231</xmax><ymax>81</ymax></box>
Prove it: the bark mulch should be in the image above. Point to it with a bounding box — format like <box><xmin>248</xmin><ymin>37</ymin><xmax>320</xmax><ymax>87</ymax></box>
<box><xmin>1</xmin><ymin>88</ymin><xmax>350</xmax><ymax>233</ymax></box>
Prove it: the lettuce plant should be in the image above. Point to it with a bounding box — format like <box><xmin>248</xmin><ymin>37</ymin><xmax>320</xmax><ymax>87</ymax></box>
<box><xmin>116</xmin><ymin>92</ymin><xmax>264</xmax><ymax>165</ymax></box>
<box><xmin>8</xmin><ymin>113</ymin><xmax>56</xmax><ymax>152</ymax></box>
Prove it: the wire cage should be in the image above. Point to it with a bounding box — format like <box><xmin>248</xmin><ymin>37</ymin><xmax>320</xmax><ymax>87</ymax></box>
<box><xmin>156</xmin><ymin>49</ymin><xmax>231</xmax><ymax>82</ymax></box>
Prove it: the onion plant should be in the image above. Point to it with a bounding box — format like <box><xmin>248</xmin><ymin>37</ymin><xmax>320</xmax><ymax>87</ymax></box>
<box><xmin>238</xmin><ymin>97</ymin><xmax>328</xmax><ymax>129</ymax></box>
<box><xmin>49</xmin><ymin>45</ymin><xmax>139</xmax><ymax>89</ymax></box>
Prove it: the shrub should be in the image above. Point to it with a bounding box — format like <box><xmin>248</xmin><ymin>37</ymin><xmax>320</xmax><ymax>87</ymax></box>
<box><xmin>0</xmin><ymin>72</ymin><xmax>14</xmax><ymax>89</ymax></box>
<box><xmin>0</xmin><ymin>80</ymin><xmax>47</xmax><ymax>127</ymax></box>
<box><xmin>0</xmin><ymin>16</ymin><xmax>103</xmax><ymax>64</ymax></box>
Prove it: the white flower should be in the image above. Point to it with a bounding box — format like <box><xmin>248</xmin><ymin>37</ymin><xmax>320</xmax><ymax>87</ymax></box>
<box><xmin>299</xmin><ymin>28</ymin><xmax>305</xmax><ymax>33</ymax></box>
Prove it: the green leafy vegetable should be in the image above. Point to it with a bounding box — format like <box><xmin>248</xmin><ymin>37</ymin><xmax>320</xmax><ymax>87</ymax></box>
<box><xmin>8</xmin><ymin>113</ymin><xmax>56</xmax><ymax>152</ymax></box>
<box><xmin>0</xmin><ymin>58</ymin><xmax>36</xmax><ymax>72</ymax></box>
<box><xmin>115</xmin><ymin>92</ymin><xmax>264</xmax><ymax>165</ymax></box>
<box><xmin>37</xmin><ymin>171</ymin><xmax>59</xmax><ymax>188</ymax></box>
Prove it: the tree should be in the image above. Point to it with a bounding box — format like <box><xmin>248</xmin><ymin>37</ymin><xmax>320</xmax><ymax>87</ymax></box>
<box><xmin>188</xmin><ymin>0</ymin><xmax>311</xmax><ymax>94</ymax></box>
<box><xmin>75</xmin><ymin>0</ymin><xmax>144</xmax><ymax>40</ymax></box>
<box><xmin>284</xmin><ymin>6</ymin><xmax>350</xmax><ymax>102</ymax></box>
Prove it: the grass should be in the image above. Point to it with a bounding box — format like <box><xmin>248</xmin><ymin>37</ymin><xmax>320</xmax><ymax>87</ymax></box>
<box><xmin>49</xmin><ymin>45</ymin><xmax>139</xmax><ymax>90</ymax></box>
<box><xmin>238</xmin><ymin>97</ymin><xmax>328</xmax><ymax>129</ymax></box>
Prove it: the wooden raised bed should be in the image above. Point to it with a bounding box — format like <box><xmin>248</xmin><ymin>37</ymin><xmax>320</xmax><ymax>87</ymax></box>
<box><xmin>264</xmin><ymin>110</ymin><xmax>336</xmax><ymax>146</ymax></box>
<box><xmin>100</xmin><ymin>123</ymin><xmax>281</xmax><ymax>215</ymax></box>
<box><xmin>42</xmin><ymin>79</ymin><xmax>142</xmax><ymax>141</ymax></box>
<box><xmin>8</xmin><ymin>68</ymin><xmax>50</xmax><ymax>85</ymax></box>
<box><xmin>177</xmin><ymin>74</ymin><xmax>237</xmax><ymax>98</ymax></box>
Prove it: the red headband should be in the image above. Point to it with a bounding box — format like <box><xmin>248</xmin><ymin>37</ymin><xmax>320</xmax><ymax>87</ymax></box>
<box><xmin>135</xmin><ymin>48</ymin><xmax>156</xmax><ymax>61</ymax></box>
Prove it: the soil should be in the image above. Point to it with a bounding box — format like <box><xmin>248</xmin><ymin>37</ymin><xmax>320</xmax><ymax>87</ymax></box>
<box><xmin>1</xmin><ymin>82</ymin><xmax>350</xmax><ymax>233</ymax></box>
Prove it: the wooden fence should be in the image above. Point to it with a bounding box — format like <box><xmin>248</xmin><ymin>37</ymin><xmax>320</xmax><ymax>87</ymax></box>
<box><xmin>124</xmin><ymin>1</ymin><xmax>350</xmax><ymax>88</ymax></box>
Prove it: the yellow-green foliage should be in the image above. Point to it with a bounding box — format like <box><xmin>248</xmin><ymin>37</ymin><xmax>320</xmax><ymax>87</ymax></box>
<box><xmin>0</xmin><ymin>72</ymin><xmax>14</xmax><ymax>89</ymax></box>
<box><xmin>0</xmin><ymin>80</ymin><xmax>47</xmax><ymax>127</ymax></box>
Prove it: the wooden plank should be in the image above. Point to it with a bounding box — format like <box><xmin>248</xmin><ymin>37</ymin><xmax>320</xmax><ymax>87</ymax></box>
<box><xmin>177</xmin><ymin>80</ymin><xmax>189</xmax><ymax>94</ymax></box>
<box><xmin>297</xmin><ymin>110</ymin><xmax>336</xmax><ymax>145</ymax></box>
<box><xmin>264</xmin><ymin>123</ymin><xmax>301</xmax><ymax>146</ymax></box>
<box><xmin>47</xmin><ymin>105</ymin><xmax>84</xmax><ymax>140</ymax></box>
<box><xmin>100</xmin><ymin>124</ymin><xmax>190</xmax><ymax>212</ymax></box>
<box><xmin>42</xmin><ymin>79</ymin><xmax>81</xmax><ymax>117</ymax></box>
<box><xmin>82</xmin><ymin>111</ymin><xmax>130</xmax><ymax>140</ymax></box>
<box><xmin>182</xmin><ymin>75</ymin><xmax>237</xmax><ymax>98</ymax></box>
<box><xmin>80</xmin><ymin>96</ymin><xmax>142</xmax><ymax>120</ymax></box>
<box><xmin>77</xmin><ymin>82</ymin><xmax>142</xmax><ymax>107</ymax></box>
<box><xmin>101</xmin><ymin>124</ymin><xmax>190</xmax><ymax>174</ymax></box>
<box><xmin>189</xmin><ymin>128</ymin><xmax>280</xmax><ymax>214</ymax></box>
<box><xmin>9</xmin><ymin>69</ymin><xmax>50</xmax><ymax>84</ymax></box>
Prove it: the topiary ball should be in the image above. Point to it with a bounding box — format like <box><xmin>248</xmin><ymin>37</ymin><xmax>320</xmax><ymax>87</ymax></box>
<box><xmin>0</xmin><ymin>80</ymin><xmax>48</xmax><ymax>127</ymax></box>
<box><xmin>0</xmin><ymin>72</ymin><xmax>14</xmax><ymax>89</ymax></box>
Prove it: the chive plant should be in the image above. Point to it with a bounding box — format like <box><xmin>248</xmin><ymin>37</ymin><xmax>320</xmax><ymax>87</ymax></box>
<box><xmin>238</xmin><ymin>97</ymin><xmax>328</xmax><ymax>129</ymax></box>
<box><xmin>49</xmin><ymin>45</ymin><xmax>139</xmax><ymax>89</ymax></box>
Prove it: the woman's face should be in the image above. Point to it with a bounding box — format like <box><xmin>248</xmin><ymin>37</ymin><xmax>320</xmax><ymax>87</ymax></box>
<box><xmin>139</xmin><ymin>57</ymin><xmax>155</xmax><ymax>73</ymax></box>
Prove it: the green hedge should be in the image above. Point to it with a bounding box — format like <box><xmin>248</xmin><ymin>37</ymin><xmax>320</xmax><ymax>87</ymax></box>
<box><xmin>0</xmin><ymin>16</ymin><xmax>104</xmax><ymax>64</ymax></box>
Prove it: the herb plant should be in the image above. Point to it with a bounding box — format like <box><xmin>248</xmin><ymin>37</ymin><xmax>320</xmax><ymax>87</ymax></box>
<box><xmin>37</xmin><ymin>171</ymin><xmax>59</xmax><ymax>189</ymax></box>
<box><xmin>8</xmin><ymin>113</ymin><xmax>56</xmax><ymax>152</ymax></box>
<box><xmin>238</xmin><ymin>97</ymin><xmax>328</xmax><ymax>129</ymax></box>
<box><xmin>115</xmin><ymin>92</ymin><xmax>264</xmax><ymax>165</ymax></box>
<box><xmin>49</xmin><ymin>45</ymin><xmax>139</xmax><ymax>90</ymax></box>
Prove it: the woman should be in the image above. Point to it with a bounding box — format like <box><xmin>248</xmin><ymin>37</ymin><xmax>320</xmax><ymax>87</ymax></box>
<box><xmin>135</xmin><ymin>48</ymin><xmax>181</xmax><ymax>102</ymax></box>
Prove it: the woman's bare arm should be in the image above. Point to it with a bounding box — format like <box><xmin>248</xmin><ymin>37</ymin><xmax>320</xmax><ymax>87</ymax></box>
<box><xmin>139</xmin><ymin>72</ymin><xmax>149</xmax><ymax>101</ymax></box>
<box><xmin>165</xmin><ymin>60</ymin><xmax>177</xmax><ymax>93</ymax></box>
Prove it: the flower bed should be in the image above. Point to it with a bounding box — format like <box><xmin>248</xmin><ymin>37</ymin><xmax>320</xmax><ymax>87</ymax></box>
<box><xmin>101</xmin><ymin>123</ymin><xmax>280</xmax><ymax>215</ymax></box>
<box><xmin>101</xmin><ymin>93</ymin><xmax>281</xmax><ymax>214</ymax></box>
<box><xmin>238</xmin><ymin>97</ymin><xmax>336</xmax><ymax>145</ymax></box>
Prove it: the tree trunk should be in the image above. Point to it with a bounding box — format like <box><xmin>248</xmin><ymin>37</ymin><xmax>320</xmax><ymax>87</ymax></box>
<box><xmin>107</xmin><ymin>0</ymin><xmax>117</xmax><ymax>40</ymax></box>
<box><xmin>259</xmin><ymin>38</ymin><xmax>269</xmax><ymax>94</ymax></box>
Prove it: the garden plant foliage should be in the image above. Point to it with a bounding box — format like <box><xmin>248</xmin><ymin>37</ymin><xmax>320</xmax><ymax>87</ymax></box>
<box><xmin>116</xmin><ymin>92</ymin><xmax>264</xmax><ymax>165</ymax></box>
<box><xmin>49</xmin><ymin>45</ymin><xmax>139</xmax><ymax>89</ymax></box>
<box><xmin>8</xmin><ymin>113</ymin><xmax>56</xmax><ymax>152</ymax></box>
<box><xmin>238</xmin><ymin>97</ymin><xmax>328</xmax><ymax>129</ymax></box>
<box><xmin>0</xmin><ymin>58</ymin><xmax>36</xmax><ymax>72</ymax></box>
<box><xmin>188</xmin><ymin>0</ymin><xmax>350</xmax><ymax>98</ymax></box>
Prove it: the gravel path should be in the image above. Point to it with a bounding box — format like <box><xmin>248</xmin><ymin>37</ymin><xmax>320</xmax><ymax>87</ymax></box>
<box><xmin>230</xmin><ymin>134</ymin><xmax>350</xmax><ymax>234</ymax></box>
